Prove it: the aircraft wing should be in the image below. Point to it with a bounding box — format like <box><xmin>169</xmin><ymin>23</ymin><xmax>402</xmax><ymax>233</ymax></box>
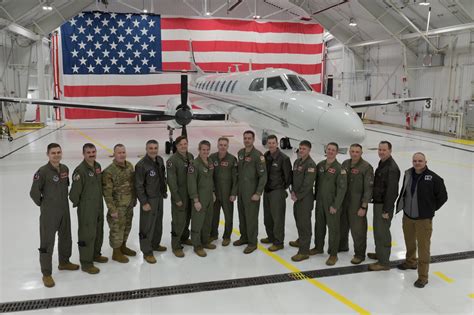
<box><xmin>349</xmin><ymin>96</ymin><xmax>432</xmax><ymax>109</ymax></box>
<box><xmin>0</xmin><ymin>96</ymin><xmax>227</xmax><ymax>121</ymax></box>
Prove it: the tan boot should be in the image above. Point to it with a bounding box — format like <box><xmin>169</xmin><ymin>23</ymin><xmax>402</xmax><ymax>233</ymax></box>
<box><xmin>81</xmin><ymin>265</ymin><xmax>100</xmax><ymax>274</ymax></box>
<box><xmin>58</xmin><ymin>262</ymin><xmax>79</xmax><ymax>271</ymax></box>
<box><xmin>291</xmin><ymin>254</ymin><xmax>309</xmax><ymax>262</ymax></box>
<box><xmin>233</xmin><ymin>239</ymin><xmax>248</xmax><ymax>246</ymax></box>
<box><xmin>112</xmin><ymin>248</ymin><xmax>129</xmax><ymax>263</ymax></box>
<box><xmin>309</xmin><ymin>247</ymin><xmax>323</xmax><ymax>256</ymax></box>
<box><xmin>289</xmin><ymin>239</ymin><xmax>300</xmax><ymax>248</ymax></box>
<box><xmin>42</xmin><ymin>275</ymin><xmax>55</xmax><ymax>288</ymax></box>
<box><xmin>94</xmin><ymin>255</ymin><xmax>109</xmax><ymax>263</ymax></box>
<box><xmin>268</xmin><ymin>244</ymin><xmax>284</xmax><ymax>252</ymax></box>
<box><xmin>326</xmin><ymin>256</ymin><xmax>338</xmax><ymax>266</ymax></box>
<box><xmin>222</xmin><ymin>239</ymin><xmax>231</xmax><ymax>246</ymax></box>
<box><xmin>121</xmin><ymin>244</ymin><xmax>137</xmax><ymax>256</ymax></box>
<box><xmin>203</xmin><ymin>243</ymin><xmax>216</xmax><ymax>250</ymax></box>
<box><xmin>152</xmin><ymin>244</ymin><xmax>167</xmax><ymax>252</ymax></box>
<box><xmin>194</xmin><ymin>247</ymin><xmax>207</xmax><ymax>257</ymax></box>
<box><xmin>172</xmin><ymin>248</ymin><xmax>185</xmax><ymax>258</ymax></box>
<box><xmin>243</xmin><ymin>245</ymin><xmax>257</xmax><ymax>254</ymax></box>
<box><xmin>368</xmin><ymin>263</ymin><xmax>390</xmax><ymax>271</ymax></box>
<box><xmin>144</xmin><ymin>255</ymin><xmax>157</xmax><ymax>264</ymax></box>
<box><xmin>351</xmin><ymin>257</ymin><xmax>365</xmax><ymax>265</ymax></box>
<box><xmin>260</xmin><ymin>237</ymin><xmax>272</xmax><ymax>244</ymax></box>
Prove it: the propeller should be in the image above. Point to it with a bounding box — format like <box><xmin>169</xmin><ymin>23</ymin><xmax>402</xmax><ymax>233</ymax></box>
<box><xmin>175</xmin><ymin>73</ymin><xmax>192</xmax><ymax>137</ymax></box>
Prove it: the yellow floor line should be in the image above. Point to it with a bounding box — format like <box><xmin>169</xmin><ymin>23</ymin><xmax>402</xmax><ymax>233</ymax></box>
<box><xmin>73</xmin><ymin>129</ymin><xmax>370</xmax><ymax>314</ymax></box>
<box><xmin>367</xmin><ymin>226</ymin><xmax>373</xmax><ymax>232</ymax></box>
<box><xmin>68</xmin><ymin>126</ymin><xmax>114</xmax><ymax>155</ymax></box>
<box><xmin>449</xmin><ymin>139</ymin><xmax>474</xmax><ymax>146</ymax></box>
<box><xmin>223</xmin><ymin>222</ymin><xmax>370</xmax><ymax>315</ymax></box>
<box><xmin>468</xmin><ymin>293</ymin><xmax>474</xmax><ymax>299</ymax></box>
<box><xmin>433</xmin><ymin>271</ymin><xmax>455</xmax><ymax>283</ymax></box>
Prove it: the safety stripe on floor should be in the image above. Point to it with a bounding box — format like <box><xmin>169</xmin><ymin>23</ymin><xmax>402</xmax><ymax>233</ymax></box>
<box><xmin>1</xmin><ymin>250</ymin><xmax>472</xmax><ymax>313</ymax></box>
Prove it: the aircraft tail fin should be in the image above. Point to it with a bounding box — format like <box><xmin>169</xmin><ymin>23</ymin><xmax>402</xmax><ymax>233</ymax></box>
<box><xmin>189</xmin><ymin>40</ymin><xmax>204</xmax><ymax>75</ymax></box>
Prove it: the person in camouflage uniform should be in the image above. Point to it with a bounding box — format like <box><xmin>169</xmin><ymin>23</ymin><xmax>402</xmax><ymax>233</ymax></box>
<box><xmin>188</xmin><ymin>140</ymin><xmax>216</xmax><ymax>257</ymax></box>
<box><xmin>102</xmin><ymin>144</ymin><xmax>137</xmax><ymax>263</ymax></box>
<box><xmin>209</xmin><ymin>137</ymin><xmax>238</xmax><ymax>246</ymax></box>
<box><xmin>234</xmin><ymin>130</ymin><xmax>267</xmax><ymax>254</ymax></box>
<box><xmin>167</xmin><ymin>136</ymin><xmax>194</xmax><ymax>258</ymax></box>
<box><xmin>312</xmin><ymin>142</ymin><xmax>347</xmax><ymax>266</ymax></box>
<box><xmin>69</xmin><ymin>143</ymin><xmax>108</xmax><ymax>274</ymax></box>
<box><xmin>30</xmin><ymin>143</ymin><xmax>79</xmax><ymax>288</ymax></box>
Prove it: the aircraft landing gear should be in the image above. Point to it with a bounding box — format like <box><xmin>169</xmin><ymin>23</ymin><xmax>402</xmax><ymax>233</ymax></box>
<box><xmin>279</xmin><ymin>137</ymin><xmax>292</xmax><ymax>150</ymax></box>
<box><xmin>165</xmin><ymin>126</ymin><xmax>177</xmax><ymax>154</ymax></box>
<box><xmin>261</xmin><ymin>131</ymin><xmax>269</xmax><ymax>146</ymax></box>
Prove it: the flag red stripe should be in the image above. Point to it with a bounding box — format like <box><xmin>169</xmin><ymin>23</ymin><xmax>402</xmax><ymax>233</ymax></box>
<box><xmin>162</xmin><ymin>62</ymin><xmax>321</xmax><ymax>75</ymax></box>
<box><xmin>64</xmin><ymin>83</ymin><xmax>180</xmax><ymax>97</ymax></box>
<box><xmin>311</xmin><ymin>83</ymin><xmax>321</xmax><ymax>92</ymax></box>
<box><xmin>162</xmin><ymin>40</ymin><xmax>322</xmax><ymax>54</ymax></box>
<box><xmin>161</xmin><ymin>18</ymin><xmax>324</xmax><ymax>34</ymax></box>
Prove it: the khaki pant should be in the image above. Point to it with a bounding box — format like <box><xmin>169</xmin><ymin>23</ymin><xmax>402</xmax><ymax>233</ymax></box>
<box><xmin>402</xmin><ymin>215</ymin><xmax>433</xmax><ymax>281</ymax></box>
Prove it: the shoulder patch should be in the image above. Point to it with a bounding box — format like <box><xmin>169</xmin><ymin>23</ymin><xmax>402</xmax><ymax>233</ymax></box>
<box><xmin>166</xmin><ymin>160</ymin><xmax>173</xmax><ymax>168</ymax></box>
<box><xmin>341</xmin><ymin>169</ymin><xmax>347</xmax><ymax>175</ymax></box>
<box><xmin>188</xmin><ymin>165</ymin><xmax>195</xmax><ymax>174</ymax></box>
<box><xmin>260</xmin><ymin>155</ymin><xmax>265</xmax><ymax>162</ymax></box>
<box><xmin>73</xmin><ymin>173</ymin><xmax>81</xmax><ymax>181</ymax></box>
<box><xmin>33</xmin><ymin>172</ymin><xmax>40</xmax><ymax>181</ymax></box>
<box><xmin>308</xmin><ymin>167</ymin><xmax>315</xmax><ymax>173</ymax></box>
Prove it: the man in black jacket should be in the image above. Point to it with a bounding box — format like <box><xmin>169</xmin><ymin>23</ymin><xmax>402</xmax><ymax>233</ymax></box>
<box><xmin>135</xmin><ymin>140</ymin><xmax>168</xmax><ymax>264</ymax></box>
<box><xmin>396</xmin><ymin>152</ymin><xmax>448</xmax><ymax>288</ymax></box>
<box><xmin>368</xmin><ymin>141</ymin><xmax>400</xmax><ymax>271</ymax></box>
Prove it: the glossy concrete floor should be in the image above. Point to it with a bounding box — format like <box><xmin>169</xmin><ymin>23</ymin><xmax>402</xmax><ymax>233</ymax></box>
<box><xmin>0</xmin><ymin>119</ymin><xmax>472</xmax><ymax>314</ymax></box>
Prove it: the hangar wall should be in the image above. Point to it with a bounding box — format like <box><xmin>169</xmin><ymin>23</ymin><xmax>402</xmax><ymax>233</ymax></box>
<box><xmin>325</xmin><ymin>31</ymin><xmax>474</xmax><ymax>136</ymax></box>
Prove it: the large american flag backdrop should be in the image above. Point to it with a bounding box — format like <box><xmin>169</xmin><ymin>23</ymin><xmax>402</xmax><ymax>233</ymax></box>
<box><xmin>53</xmin><ymin>12</ymin><xmax>324</xmax><ymax>119</ymax></box>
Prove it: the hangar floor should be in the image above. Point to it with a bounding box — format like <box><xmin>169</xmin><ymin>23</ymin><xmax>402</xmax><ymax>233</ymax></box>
<box><xmin>0</xmin><ymin>119</ymin><xmax>473</xmax><ymax>314</ymax></box>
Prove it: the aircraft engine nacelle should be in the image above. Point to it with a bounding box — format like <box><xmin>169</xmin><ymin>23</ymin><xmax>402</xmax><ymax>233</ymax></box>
<box><xmin>166</xmin><ymin>96</ymin><xmax>193</xmax><ymax>127</ymax></box>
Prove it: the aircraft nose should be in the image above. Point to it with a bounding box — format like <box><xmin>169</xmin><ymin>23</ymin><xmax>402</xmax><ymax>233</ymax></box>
<box><xmin>319</xmin><ymin>108</ymin><xmax>366</xmax><ymax>147</ymax></box>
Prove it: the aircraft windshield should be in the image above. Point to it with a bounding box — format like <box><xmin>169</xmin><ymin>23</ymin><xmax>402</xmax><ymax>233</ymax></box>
<box><xmin>298</xmin><ymin>76</ymin><xmax>313</xmax><ymax>91</ymax></box>
<box><xmin>284</xmin><ymin>74</ymin><xmax>306</xmax><ymax>91</ymax></box>
<box><xmin>266</xmin><ymin>76</ymin><xmax>286</xmax><ymax>91</ymax></box>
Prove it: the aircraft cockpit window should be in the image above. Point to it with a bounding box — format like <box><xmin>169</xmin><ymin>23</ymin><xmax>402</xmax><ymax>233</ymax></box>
<box><xmin>231</xmin><ymin>81</ymin><xmax>238</xmax><ymax>93</ymax></box>
<box><xmin>298</xmin><ymin>76</ymin><xmax>313</xmax><ymax>91</ymax></box>
<box><xmin>249</xmin><ymin>78</ymin><xmax>264</xmax><ymax>91</ymax></box>
<box><xmin>220</xmin><ymin>81</ymin><xmax>226</xmax><ymax>92</ymax></box>
<box><xmin>284</xmin><ymin>74</ymin><xmax>305</xmax><ymax>91</ymax></box>
<box><xmin>266</xmin><ymin>76</ymin><xmax>286</xmax><ymax>91</ymax></box>
<box><xmin>225</xmin><ymin>80</ymin><xmax>233</xmax><ymax>92</ymax></box>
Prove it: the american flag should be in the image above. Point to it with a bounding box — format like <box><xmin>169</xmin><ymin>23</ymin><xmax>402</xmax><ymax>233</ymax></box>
<box><xmin>53</xmin><ymin>12</ymin><xmax>324</xmax><ymax>119</ymax></box>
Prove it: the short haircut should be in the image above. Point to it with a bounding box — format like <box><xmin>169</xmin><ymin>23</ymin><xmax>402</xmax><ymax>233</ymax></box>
<box><xmin>175</xmin><ymin>136</ymin><xmax>188</xmax><ymax>145</ymax></box>
<box><xmin>217</xmin><ymin>137</ymin><xmax>229</xmax><ymax>143</ymax></box>
<box><xmin>82</xmin><ymin>143</ymin><xmax>96</xmax><ymax>153</ymax></box>
<box><xmin>146</xmin><ymin>139</ymin><xmax>158</xmax><ymax>147</ymax></box>
<box><xmin>299</xmin><ymin>140</ymin><xmax>312</xmax><ymax>148</ymax></box>
<box><xmin>379</xmin><ymin>141</ymin><xmax>392</xmax><ymax>150</ymax></box>
<box><xmin>113</xmin><ymin>143</ymin><xmax>125</xmax><ymax>151</ymax></box>
<box><xmin>350</xmin><ymin>143</ymin><xmax>363</xmax><ymax>150</ymax></box>
<box><xmin>327</xmin><ymin>142</ymin><xmax>339</xmax><ymax>151</ymax></box>
<box><xmin>243</xmin><ymin>130</ymin><xmax>255</xmax><ymax>138</ymax></box>
<box><xmin>199</xmin><ymin>140</ymin><xmax>211</xmax><ymax>150</ymax></box>
<box><xmin>47</xmin><ymin>143</ymin><xmax>61</xmax><ymax>153</ymax></box>
<box><xmin>267</xmin><ymin>135</ymin><xmax>278</xmax><ymax>142</ymax></box>
<box><xmin>413</xmin><ymin>152</ymin><xmax>426</xmax><ymax>159</ymax></box>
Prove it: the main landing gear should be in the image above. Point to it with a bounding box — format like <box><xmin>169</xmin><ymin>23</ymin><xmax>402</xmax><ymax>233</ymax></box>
<box><xmin>279</xmin><ymin>137</ymin><xmax>292</xmax><ymax>150</ymax></box>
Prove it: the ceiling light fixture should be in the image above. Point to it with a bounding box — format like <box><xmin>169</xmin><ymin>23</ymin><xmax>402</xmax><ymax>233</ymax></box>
<box><xmin>42</xmin><ymin>5</ymin><xmax>53</xmax><ymax>10</ymax></box>
<box><xmin>253</xmin><ymin>15</ymin><xmax>261</xmax><ymax>19</ymax></box>
<box><xmin>143</xmin><ymin>9</ymin><xmax>148</xmax><ymax>13</ymax></box>
<box><xmin>349</xmin><ymin>18</ymin><xmax>357</xmax><ymax>27</ymax></box>
<box><xmin>419</xmin><ymin>1</ymin><xmax>430</xmax><ymax>6</ymax></box>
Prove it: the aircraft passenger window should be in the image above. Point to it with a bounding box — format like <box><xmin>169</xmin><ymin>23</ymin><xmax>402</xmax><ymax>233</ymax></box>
<box><xmin>210</xmin><ymin>81</ymin><xmax>215</xmax><ymax>91</ymax></box>
<box><xmin>206</xmin><ymin>81</ymin><xmax>211</xmax><ymax>90</ymax></box>
<box><xmin>285</xmin><ymin>74</ymin><xmax>306</xmax><ymax>91</ymax></box>
<box><xmin>299</xmin><ymin>76</ymin><xmax>313</xmax><ymax>91</ymax></box>
<box><xmin>266</xmin><ymin>76</ymin><xmax>286</xmax><ymax>91</ymax></box>
<box><xmin>197</xmin><ymin>82</ymin><xmax>202</xmax><ymax>89</ymax></box>
<box><xmin>220</xmin><ymin>81</ymin><xmax>226</xmax><ymax>92</ymax></box>
<box><xmin>231</xmin><ymin>80</ymin><xmax>238</xmax><ymax>93</ymax></box>
<box><xmin>215</xmin><ymin>81</ymin><xmax>221</xmax><ymax>91</ymax></box>
<box><xmin>226</xmin><ymin>80</ymin><xmax>233</xmax><ymax>92</ymax></box>
<box><xmin>249</xmin><ymin>78</ymin><xmax>264</xmax><ymax>91</ymax></box>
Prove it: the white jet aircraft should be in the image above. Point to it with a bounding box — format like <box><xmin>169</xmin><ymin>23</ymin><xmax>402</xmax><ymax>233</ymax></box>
<box><xmin>0</xmin><ymin>47</ymin><xmax>431</xmax><ymax>154</ymax></box>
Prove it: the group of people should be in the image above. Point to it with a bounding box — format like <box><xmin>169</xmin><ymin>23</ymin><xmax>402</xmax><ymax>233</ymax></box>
<box><xmin>30</xmin><ymin>130</ymin><xmax>448</xmax><ymax>290</ymax></box>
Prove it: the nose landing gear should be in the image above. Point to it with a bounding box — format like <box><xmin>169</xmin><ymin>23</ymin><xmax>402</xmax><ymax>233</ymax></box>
<box><xmin>279</xmin><ymin>137</ymin><xmax>292</xmax><ymax>150</ymax></box>
<box><xmin>165</xmin><ymin>126</ymin><xmax>177</xmax><ymax>154</ymax></box>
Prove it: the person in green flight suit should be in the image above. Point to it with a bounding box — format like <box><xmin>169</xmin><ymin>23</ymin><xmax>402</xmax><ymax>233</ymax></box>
<box><xmin>69</xmin><ymin>143</ymin><xmax>108</xmax><ymax>275</ymax></box>
<box><xmin>312</xmin><ymin>142</ymin><xmax>347</xmax><ymax>266</ymax></box>
<box><xmin>188</xmin><ymin>140</ymin><xmax>217</xmax><ymax>257</ymax></box>
<box><xmin>209</xmin><ymin>137</ymin><xmax>238</xmax><ymax>246</ymax></box>
<box><xmin>167</xmin><ymin>136</ymin><xmax>194</xmax><ymax>258</ymax></box>
<box><xmin>30</xmin><ymin>143</ymin><xmax>79</xmax><ymax>288</ymax></box>
<box><xmin>233</xmin><ymin>130</ymin><xmax>267</xmax><ymax>254</ymax></box>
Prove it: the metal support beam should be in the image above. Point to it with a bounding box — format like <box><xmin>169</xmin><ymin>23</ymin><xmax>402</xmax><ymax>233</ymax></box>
<box><xmin>0</xmin><ymin>18</ymin><xmax>40</xmax><ymax>41</ymax></box>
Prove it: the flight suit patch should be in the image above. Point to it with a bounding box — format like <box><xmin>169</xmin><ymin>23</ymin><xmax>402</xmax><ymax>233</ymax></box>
<box><xmin>272</xmin><ymin>163</ymin><xmax>278</xmax><ymax>167</ymax></box>
<box><xmin>328</xmin><ymin>168</ymin><xmax>336</xmax><ymax>174</ymax></box>
<box><xmin>188</xmin><ymin>165</ymin><xmax>195</xmax><ymax>174</ymax></box>
<box><xmin>149</xmin><ymin>170</ymin><xmax>156</xmax><ymax>177</ymax></box>
<box><xmin>73</xmin><ymin>173</ymin><xmax>81</xmax><ymax>181</ymax></box>
<box><xmin>308</xmin><ymin>167</ymin><xmax>315</xmax><ymax>173</ymax></box>
<box><xmin>341</xmin><ymin>169</ymin><xmax>347</xmax><ymax>175</ymax></box>
<box><xmin>319</xmin><ymin>167</ymin><xmax>324</xmax><ymax>173</ymax></box>
<box><xmin>245</xmin><ymin>157</ymin><xmax>252</xmax><ymax>162</ymax></box>
<box><xmin>95</xmin><ymin>168</ymin><xmax>101</xmax><ymax>174</ymax></box>
<box><xmin>260</xmin><ymin>156</ymin><xmax>265</xmax><ymax>162</ymax></box>
<box><xmin>221</xmin><ymin>161</ymin><xmax>228</xmax><ymax>167</ymax></box>
<box><xmin>297</xmin><ymin>166</ymin><xmax>303</xmax><ymax>172</ymax></box>
<box><xmin>60</xmin><ymin>172</ymin><xmax>68</xmax><ymax>179</ymax></box>
<box><xmin>424</xmin><ymin>175</ymin><xmax>432</xmax><ymax>181</ymax></box>
<box><xmin>88</xmin><ymin>171</ymin><xmax>94</xmax><ymax>177</ymax></box>
<box><xmin>214</xmin><ymin>161</ymin><xmax>219</xmax><ymax>167</ymax></box>
<box><xmin>33</xmin><ymin>172</ymin><xmax>40</xmax><ymax>180</ymax></box>
<box><xmin>52</xmin><ymin>175</ymin><xmax>59</xmax><ymax>182</ymax></box>
<box><xmin>238</xmin><ymin>154</ymin><xmax>243</xmax><ymax>160</ymax></box>
<box><xmin>351</xmin><ymin>168</ymin><xmax>359</xmax><ymax>174</ymax></box>
<box><xmin>166</xmin><ymin>160</ymin><xmax>173</xmax><ymax>168</ymax></box>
